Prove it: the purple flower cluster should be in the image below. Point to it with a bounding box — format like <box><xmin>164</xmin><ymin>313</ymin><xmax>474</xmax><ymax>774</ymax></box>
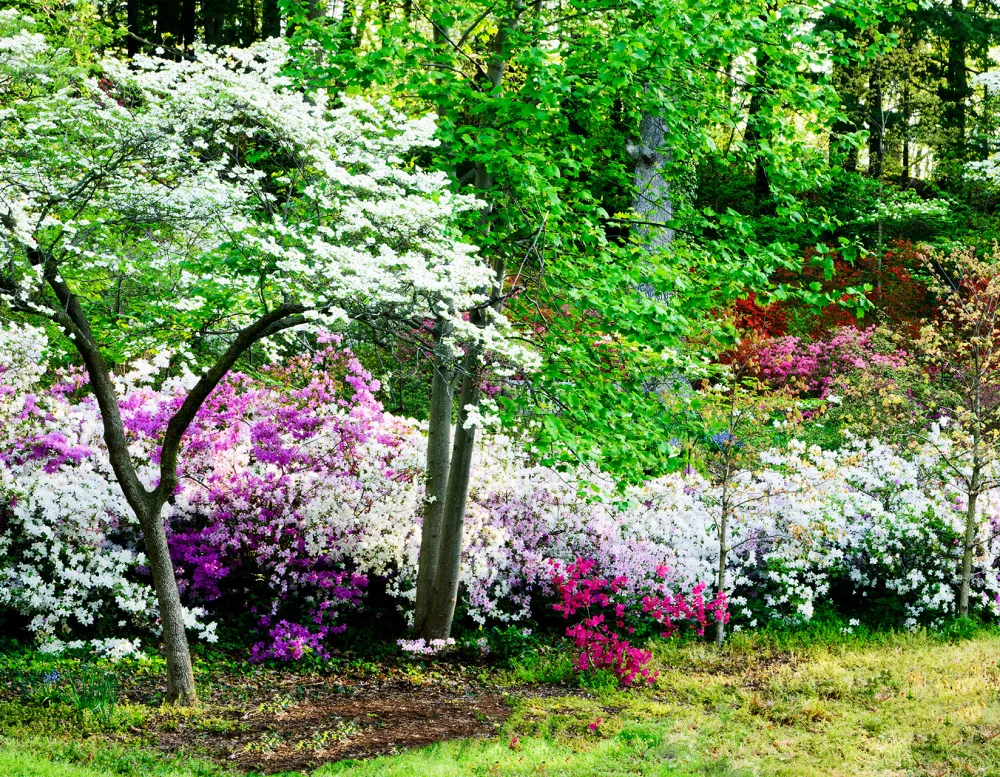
<box><xmin>154</xmin><ymin>340</ymin><xmax>395</xmax><ymax>659</ymax></box>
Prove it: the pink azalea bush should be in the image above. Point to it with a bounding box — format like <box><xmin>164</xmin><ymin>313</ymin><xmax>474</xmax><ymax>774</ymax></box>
<box><xmin>549</xmin><ymin>558</ymin><xmax>727</xmax><ymax>686</ymax></box>
<box><xmin>755</xmin><ymin>326</ymin><xmax>907</xmax><ymax>397</ymax></box>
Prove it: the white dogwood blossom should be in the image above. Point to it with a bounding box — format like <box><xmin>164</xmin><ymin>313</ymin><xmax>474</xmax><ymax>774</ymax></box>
<box><xmin>0</xmin><ymin>12</ymin><xmax>529</xmax><ymax>367</ymax></box>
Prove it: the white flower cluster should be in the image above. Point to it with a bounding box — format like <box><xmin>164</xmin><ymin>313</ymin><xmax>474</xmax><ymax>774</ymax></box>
<box><xmin>397</xmin><ymin>638</ymin><xmax>455</xmax><ymax>655</ymax></box>
<box><xmin>0</xmin><ymin>11</ymin><xmax>532</xmax><ymax>370</ymax></box>
<box><xmin>850</xmin><ymin>189</ymin><xmax>954</xmax><ymax>228</ymax></box>
<box><xmin>39</xmin><ymin>637</ymin><xmax>144</xmax><ymax>661</ymax></box>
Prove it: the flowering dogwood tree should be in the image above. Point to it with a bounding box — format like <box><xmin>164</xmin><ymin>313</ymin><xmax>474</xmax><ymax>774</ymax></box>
<box><xmin>0</xmin><ymin>12</ymin><xmax>515</xmax><ymax>703</ymax></box>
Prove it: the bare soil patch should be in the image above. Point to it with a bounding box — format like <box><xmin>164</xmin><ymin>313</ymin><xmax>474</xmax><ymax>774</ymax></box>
<box><xmin>128</xmin><ymin>661</ymin><xmax>575</xmax><ymax>774</ymax></box>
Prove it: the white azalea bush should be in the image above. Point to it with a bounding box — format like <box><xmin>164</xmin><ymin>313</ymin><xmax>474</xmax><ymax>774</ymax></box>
<box><xmin>2</xmin><ymin>324</ymin><xmax>999</xmax><ymax>659</ymax></box>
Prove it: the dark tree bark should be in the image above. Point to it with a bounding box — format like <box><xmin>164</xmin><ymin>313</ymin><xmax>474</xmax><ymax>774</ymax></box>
<box><xmin>309</xmin><ymin>0</ymin><xmax>327</xmax><ymax>19</ymax></box>
<box><xmin>743</xmin><ymin>49</ymin><xmax>772</xmax><ymax>210</ymax></box>
<box><xmin>181</xmin><ymin>0</ymin><xmax>196</xmax><ymax>50</ymax></box>
<box><xmin>127</xmin><ymin>0</ymin><xmax>140</xmax><ymax>57</ymax></box>
<box><xmin>943</xmin><ymin>0</ymin><xmax>970</xmax><ymax>158</ymax></box>
<box><xmin>868</xmin><ymin>63</ymin><xmax>885</xmax><ymax>178</ymax></box>
<box><xmin>156</xmin><ymin>0</ymin><xmax>182</xmax><ymax>44</ymax></box>
<box><xmin>13</xmin><ymin>237</ymin><xmax>319</xmax><ymax>703</ymax></box>
<box><xmin>902</xmin><ymin>78</ymin><xmax>911</xmax><ymax>182</ymax></box>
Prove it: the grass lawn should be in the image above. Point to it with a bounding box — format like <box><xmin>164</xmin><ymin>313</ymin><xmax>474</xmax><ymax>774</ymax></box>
<box><xmin>2</xmin><ymin>628</ymin><xmax>999</xmax><ymax>776</ymax></box>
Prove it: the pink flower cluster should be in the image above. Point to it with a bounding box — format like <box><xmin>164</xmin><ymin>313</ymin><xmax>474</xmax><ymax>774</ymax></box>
<box><xmin>159</xmin><ymin>339</ymin><xmax>404</xmax><ymax>660</ymax></box>
<box><xmin>549</xmin><ymin>559</ymin><xmax>727</xmax><ymax>686</ymax></box>
<box><xmin>754</xmin><ymin>326</ymin><xmax>907</xmax><ymax>397</ymax></box>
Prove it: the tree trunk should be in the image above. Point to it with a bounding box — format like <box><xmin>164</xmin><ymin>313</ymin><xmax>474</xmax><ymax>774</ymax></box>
<box><xmin>181</xmin><ymin>0</ymin><xmax>196</xmax><ymax>50</ymax></box>
<box><xmin>868</xmin><ymin>63</ymin><xmax>884</xmax><ymax>178</ymax></box>
<box><xmin>412</xmin><ymin>3</ymin><xmax>523</xmax><ymax>642</ymax></box>
<box><xmin>204</xmin><ymin>0</ymin><xmax>221</xmax><ymax>45</ymax></box>
<box><xmin>902</xmin><ymin>79</ymin><xmax>911</xmax><ymax>182</ymax></box>
<box><xmin>420</xmin><ymin>339</ymin><xmax>483</xmax><ymax>639</ymax></box>
<box><xmin>744</xmin><ymin>50</ymin><xmax>772</xmax><ymax>210</ymax></box>
<box><xmin>628</xmin><ymin>110</ymin><xmax>672</xmax><ymax>303</ymax></box>
<box><xmin>137</xmin><ymin>497</ymin><xmax>197</xmax><ymax>704</ymax></box>
<box><xmin>262</xmin><ymin>0</ymin><xmax>281</xmax><ymax>38</ymax></box>
<box><xmin>47</xmin><ymin>320</ymin><xmax>198</xmax><ymax>704</ymax></box>
<box><xmin>959</xmin><ymin>481</ymin><xmax>979</xmax><ymax>618</ymax></box>
<box><xmin>308</xmin><ymin>0</ymin><xmax>327</xmax><ymax>19</ymax></box>
<box><xmin>413</xmin><ymin>322</ymin><xmax>454</xmax><ymax>635</ymax></box>
<box><xmin>715</xmin><ymin>503</ymin><xmax>729</xmax><ymax>647</ymax></box>
<box><xmin>155</xmin><ymin>0</ymin><xmax>181</xmax><ymax>44</ymax></box>
<box><xmin>127</xmin><ymin>0</ymin><xmax>140</xmax><ymax>57</ymax></box>
<box><xmin>944</xmin><ymin>0</ymin><xmax>968</xmax><ymax>159</ymax></box>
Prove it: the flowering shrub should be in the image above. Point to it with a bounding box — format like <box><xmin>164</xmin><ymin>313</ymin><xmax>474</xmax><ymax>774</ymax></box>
<box><xmin>3</xmin><ymin>324</ymin><xmax>1000</xmax><ymax>660</ymax></box>
<box><xmin>753</xmin><ymin>326</ymin><xmax>907</xmax><ymax>397</ymax></box>
<box><xmin>163</xmin><ymin>338</ymin><xmax>408</xmax><ymax>660</ymax></box>
<box><xmin>768</xmin><ymin>241</ymin><xmax>930</xmax><ymax>335</ymax></box>
<box><xmin>549</xmin><ymin>559</ymin><xmax>726</xmax><ymax>686</ymax></box>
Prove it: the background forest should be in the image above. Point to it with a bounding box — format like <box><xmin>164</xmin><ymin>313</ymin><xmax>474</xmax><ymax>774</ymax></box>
<box><xmin>4</xmin><ymin>0</ymin><xmax>1000</xmax><ymax>774</ymax></box>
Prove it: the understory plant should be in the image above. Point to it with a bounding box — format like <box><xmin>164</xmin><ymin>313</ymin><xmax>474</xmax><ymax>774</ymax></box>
<box><xmin>3</xmin><ymin>321</ymin><xmax>1000</xmax><ymax>662</ymax></box>
<box><xmin>549</xmin><ymin>558</ymin><xmax>726</xmax><ymax>686</ymax></box>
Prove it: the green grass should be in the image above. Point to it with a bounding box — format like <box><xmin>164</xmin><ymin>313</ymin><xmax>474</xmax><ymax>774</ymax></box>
<box><xmin>2</xmin><ymin>627</ymin><xmax>1000</xmax><ymax>776</ymax></box>
<box><xmin>0</xmin><ymin>737</ymin><xmax>229</xmax><ymax>777</ymax></box>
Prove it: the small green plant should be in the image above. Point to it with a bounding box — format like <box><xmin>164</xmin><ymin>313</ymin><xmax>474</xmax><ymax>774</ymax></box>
<box><xmin>63</xmin><ymin>665</ymin><xmax>119</xmax><ymax>726</ymax></box>
<box><xmin>506</xmin><ymin>649</ymin><xmax>577</xmax><ymax>686</ymax></box>
<box><xmin>936</xmin><ymin>616</ymin><xmax>982</xmax><ymax>643</ymax></box>
<box><xmin>295</xmin><ymin>719</ymin><xmax>365</xmax><ymax>753</ymax></box>
<box><xmin>577</xmin><ymin>668</ymin><xmax>620</xmax><ymax>695</ymax></box>
<box><xmin>244</xmin><ymin>730</ymin><xmax>286</xmax><ymax>755</ymax></box>
<box><xmin>257</xmin><ymin>693</ymin><xmax>295</xmax><ymax>715</ymax></box>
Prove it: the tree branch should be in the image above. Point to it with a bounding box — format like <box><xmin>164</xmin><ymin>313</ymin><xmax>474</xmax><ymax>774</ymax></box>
<box><xmin>155</xmin><ymin>303</ymin><xmax>309</xmax><ymax>500</ymax></box>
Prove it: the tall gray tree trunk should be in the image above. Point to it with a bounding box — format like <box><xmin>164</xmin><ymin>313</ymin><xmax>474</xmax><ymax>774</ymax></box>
<box><xmin>413</xmin><ymin>322</ymin><xmax>454</xmax><ymax>635</ymax></box>
<box><xmin>411</xmin><ymin>3</ymin><xmax>523</xmax><ymax>642</ymax></box>
<box><xmin>420</xmin><ymin>338</ymin><xmax>484</xmax><ymax>639</ymax></box>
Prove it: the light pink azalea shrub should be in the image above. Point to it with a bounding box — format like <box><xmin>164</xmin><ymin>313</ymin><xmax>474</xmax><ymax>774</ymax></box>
<box><xmin>754</xmin><ymin>326</ymin><xmax>907</xmax><ymax>397</ymax></box>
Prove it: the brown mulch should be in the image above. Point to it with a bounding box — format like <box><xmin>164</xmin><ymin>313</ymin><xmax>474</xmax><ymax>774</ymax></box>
<box><xmin>153</xmin><ymin>680</ymin><xmax>513</xmax><ymax>773</ymax></box>
<box><xmin>133</xmin><ymin>661</ymin><xmax>584</xmax><ymax>774</ymax></box>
